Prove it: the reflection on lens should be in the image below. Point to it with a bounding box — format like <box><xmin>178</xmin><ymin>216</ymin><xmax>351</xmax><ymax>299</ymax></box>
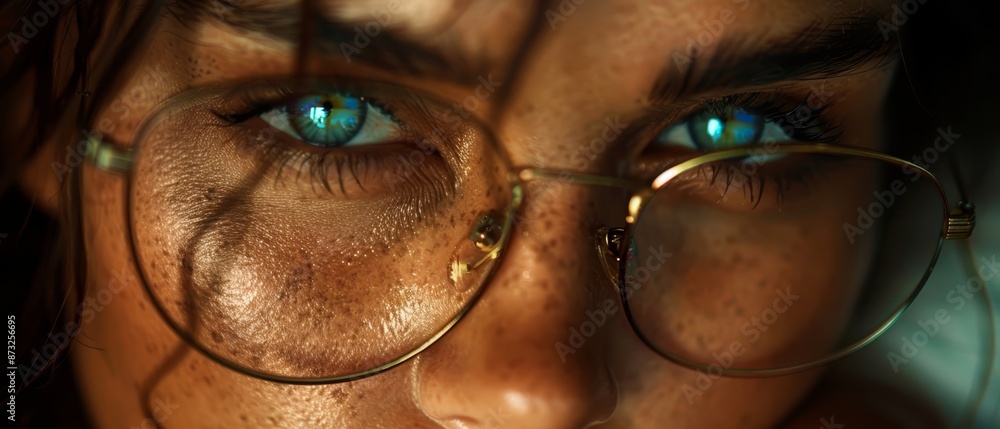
<box><xmin>625</xmin><ymin>151</ymin><xmax>945</xmax><ymax>373</ymax></box>
<box><xmin>128</xmin><ymin>81</ymin><xmax>513</xmax><ymax>380</ymax></box>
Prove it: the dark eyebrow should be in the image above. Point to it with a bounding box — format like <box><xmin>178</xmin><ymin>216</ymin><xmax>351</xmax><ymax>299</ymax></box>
<box><xmin>651</xmin><ymin>14</ymin><xmax>898</xmax><ymax>102</ymax></box>
<box><xmin>171</xmin><ymin>0</ymin><xmax>487</xmax><ymax>86</ymax></box>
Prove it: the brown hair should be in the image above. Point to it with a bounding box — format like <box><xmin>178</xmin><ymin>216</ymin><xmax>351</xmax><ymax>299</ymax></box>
<box><xmin>3</xmin><ymin>1</ymin><xmax>168</xmax><ymax>426</ymax></box>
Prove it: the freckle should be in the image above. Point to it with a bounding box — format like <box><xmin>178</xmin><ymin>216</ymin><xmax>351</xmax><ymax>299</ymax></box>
<box><xmin>757</xmin><ymin>279</ymin><xmax>766</xmax><ymax>289</ymax></box>
<box><xmin>240</xmin><ymin>415</ymin><xmax>248</xmax><ymax>423</ymax></box>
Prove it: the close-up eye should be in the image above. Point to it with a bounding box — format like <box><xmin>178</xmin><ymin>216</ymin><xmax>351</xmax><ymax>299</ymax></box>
<box><xmin>655</xmin><ymin>105</ymin><xmax>793</xmax><ymax>151</ymax></box>
<box><xmin>259</xmin><ymin>92</ymin><xmax>404</xmax><ymax>147</ymax></box>
<box><xmin>7</xmin><ymin>0</ymin><xmax>996</xmax><ymax>428</ymax></box>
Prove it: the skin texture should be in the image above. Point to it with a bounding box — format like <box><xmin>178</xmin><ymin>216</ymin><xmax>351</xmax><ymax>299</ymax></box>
<box><xmin>19</xmin><ymin>0</ymin><xmax>923</xmax><ymax>427</ymax></box>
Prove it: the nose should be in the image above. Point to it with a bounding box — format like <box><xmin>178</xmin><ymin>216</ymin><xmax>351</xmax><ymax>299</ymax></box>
<box><xmin>416</xmin><ymin>182</ymin><xmax>621</xmax><ymax>429</ymax></box>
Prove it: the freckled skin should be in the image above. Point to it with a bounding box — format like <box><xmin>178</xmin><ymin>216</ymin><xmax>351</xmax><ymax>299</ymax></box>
<box><xmin>39</xmin><ymin>0</ymin><xmax>909</xmax><ymax>428</ymax></box>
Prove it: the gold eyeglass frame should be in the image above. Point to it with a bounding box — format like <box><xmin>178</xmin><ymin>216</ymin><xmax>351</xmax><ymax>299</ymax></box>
<box><xmin>86</xmin><ymin>81</ymin><xmax>976</xmax><ymax>383</ymax></box>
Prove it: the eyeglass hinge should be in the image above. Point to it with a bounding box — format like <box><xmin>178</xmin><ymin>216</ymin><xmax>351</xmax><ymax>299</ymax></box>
<box><xmin>85</xmin><ymin>135</ymin><xmax>134</xmax><ymax>173</ymax></box>
<box><xmin>945</xmin><ymin>201</ymin><xmax>976</xmax><ymax>240</ymax></box>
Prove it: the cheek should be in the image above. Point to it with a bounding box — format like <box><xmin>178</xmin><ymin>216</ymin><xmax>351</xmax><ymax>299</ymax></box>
<box><xmin>74</xmin><ymin>166</ymin><xmax>426</xmax><ymax>427</ymax></box>
<box><xmin>624</xmin><ymin>166</ymin><xmax>879</xmax><ymax>369</ymax></box>
<box><xmin>610</xmin><ymin>331</ymin><xmax>821</xmax><ymax>429</ymax></box>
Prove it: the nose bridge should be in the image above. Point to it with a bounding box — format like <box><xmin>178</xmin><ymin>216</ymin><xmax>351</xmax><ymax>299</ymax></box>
<box><xmin>415</xmin><ymin>180</ymin><xmax>622</xmax><ymax>428</ymax></box>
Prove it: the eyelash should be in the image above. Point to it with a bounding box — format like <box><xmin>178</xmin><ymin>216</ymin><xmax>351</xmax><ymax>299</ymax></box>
<box><xmin>700</xmin><ymin>90</ymin><xmax>842</xmax><ymax>144</ymax></box>
<box><xmin>211</xmin><ymin>86</ymin><xmax>435</xmax><ymax>198</ymax></box>
<box><xmin>213</xmin><ymin>84</ymin><xmax>843</xmax><ymax>204</ymax></box>
<box><xmin>665</xmin><ymin>89</ymin><xmax>844</xmax><ymax>206</ymax></box>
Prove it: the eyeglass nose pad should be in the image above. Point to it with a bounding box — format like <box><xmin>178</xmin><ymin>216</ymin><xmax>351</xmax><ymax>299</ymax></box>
<box><xmin>596</xmin><ymin>227</ymin><xmax>629</xmax><ymax>289</ymax></box>
<box><xmin>450</xmin><ymin>211</ymin><xmax>506</xmax><ymax>285</ymax></box>
<box><xmin>469</xmin><ymin>212</ymin><xmax>504</xmax><ymax>251</ymax></box>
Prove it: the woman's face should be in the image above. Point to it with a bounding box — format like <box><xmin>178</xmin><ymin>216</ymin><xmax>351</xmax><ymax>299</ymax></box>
<box><xmin>70</xmin><ymin>0</ymin><xmax>899</xmax><ymax>427</ymax></box>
